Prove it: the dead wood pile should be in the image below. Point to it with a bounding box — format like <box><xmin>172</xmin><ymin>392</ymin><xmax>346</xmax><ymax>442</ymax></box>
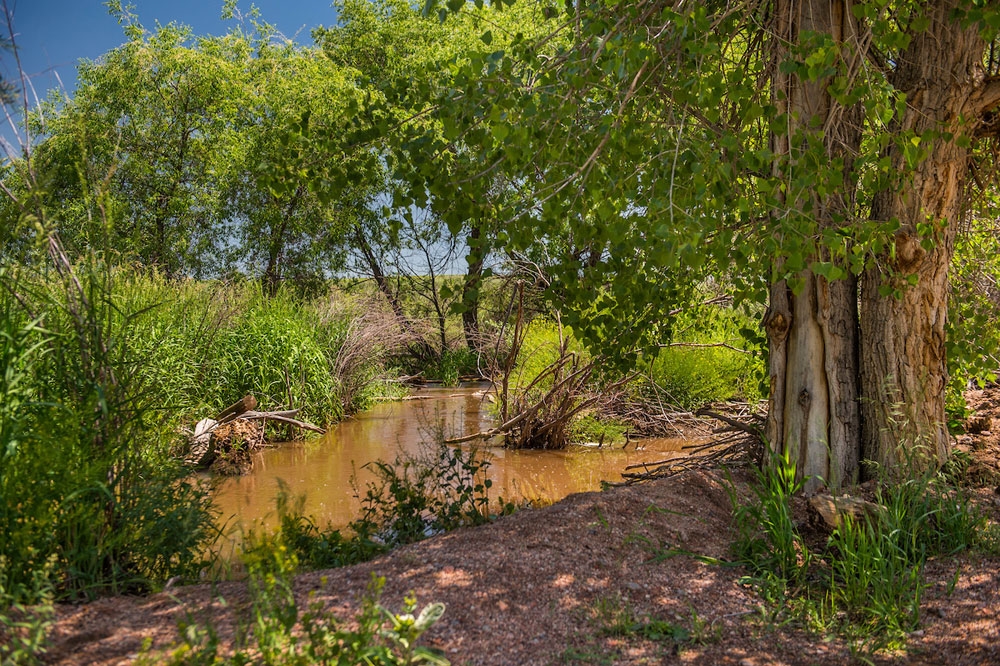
<box><xmin>184</xmin><ymin>395</ymin><xmax>325</xmax><ymax>476</ymax></box>
<box><xmin>615</xmin><ymin>403</ymin><xmax>765</xmax><ymax>485</ymax></box>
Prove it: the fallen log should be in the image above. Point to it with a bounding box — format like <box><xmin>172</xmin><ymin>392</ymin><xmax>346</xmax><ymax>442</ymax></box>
<box><xmin>216</xmin><ymin>395</ymin><xmax>258</xmax><ymax>424</ymax></box>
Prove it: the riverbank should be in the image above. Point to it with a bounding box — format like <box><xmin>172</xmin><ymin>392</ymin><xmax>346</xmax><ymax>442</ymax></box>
<box><xmin>40</xmin><ymin>387</ymin><xmax>1000</xmax><ymax>665</ymax></box>
<box><xmin>41</xmin><ymin>474</ymin><xmax>1000</xmax><ymax>666</ymax></box>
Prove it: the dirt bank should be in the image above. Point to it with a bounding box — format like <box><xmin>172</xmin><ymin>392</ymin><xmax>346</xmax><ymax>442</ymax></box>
<box><xmin>41</xmin><ymin>389</ymin><xmax>1000</xmax><ymax>666</ymax></box>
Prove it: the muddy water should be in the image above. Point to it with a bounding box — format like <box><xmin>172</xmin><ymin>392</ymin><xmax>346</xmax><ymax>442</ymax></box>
<box><xmin>212</xmin><ymin>385</ymin><xmax>693</xmax><ymax>532</ymax></box>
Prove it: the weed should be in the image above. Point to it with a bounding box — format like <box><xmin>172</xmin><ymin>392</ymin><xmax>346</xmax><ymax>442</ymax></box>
<box><xmin>592</xmin><ymin>595</ymin><xmax>689</xmax><ymax>644</ymax></box>
<box><xmin>686</xmin><ymin>607</ymin><xmax>722</xmax><ymax>645</ymax></box>
<box><xmin>729</xmin><ymin>451</ymin><xmax>990</xmax><ymax>658</ymax></box>
<box><xmin>0</xmin><ymin>557</ymin><xmax>55</xmax><ymax>666</ymax></box>
<box><xmin>569</xmin><ymin>414</ymin><xmax>628</xmax><ymax>446</ymax></box>
<box><xmin>149</xmin><ymin>570</ymin><xmax>448</xmax><ymax>665</ymax></box>
<box><xmin>240</xmin><ymin>483</ymin><xmax>385</xmax><ymax>575</ymax></box>
<box><xmin>352</xmin><ymin>441</ymin><xmax>496</xmax><ymax>549</ymax></box>
<box><xmin>730</xmin><ymin>451</ymin><xmax>810</xmax><ymax>586</ymax></box>
<box><xmin>560</xmin><ymin>645</ymin><xmax>615</xmax><ymax>665</ymax></box>
<box><xmin>425</xmin><ymin>347</ymin><xmax>478</xmax><ymax>387</ymax></box>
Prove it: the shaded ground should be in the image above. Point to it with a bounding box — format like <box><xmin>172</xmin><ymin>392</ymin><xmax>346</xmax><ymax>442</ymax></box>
<box><xmin>41</xmin><ymin>388</ymin><xmax>1000</xmax><ymax>666</ymax></box>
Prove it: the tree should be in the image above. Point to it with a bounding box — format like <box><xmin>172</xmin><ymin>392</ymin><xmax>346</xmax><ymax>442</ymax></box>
<box><xmin>15</xmin><ymin>11</ymin><xmax>373</xmax><ymax>292</ymax></box>
<box><xmin>223</xmin><ymin>32</ymin><xmax>368</xmax><ymax>296</ymax></box>
<box><xmin>315</xmin><ymin>0</ymin><xmax>553</xmax><ymax>353</ymax></box>
<box><xmin>376</xmin><ymin>0</ymin><xmax>1000</xmax><ymax>487</ymax></box>
<box><xmin>25</xmin><ymin>22</ymin><xmax>243</xmax><ymax>275</ymax></box>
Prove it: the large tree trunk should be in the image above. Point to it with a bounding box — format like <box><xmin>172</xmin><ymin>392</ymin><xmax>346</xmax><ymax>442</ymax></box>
<box><xmin>765</xmin><ymin>0</ymin><xmax>862</xmax><ymax>491</ymax></box>
<box><xmin>860</xmin><ymin>2</ymin><xmax>989</xmax><ymax>478</ymax></box>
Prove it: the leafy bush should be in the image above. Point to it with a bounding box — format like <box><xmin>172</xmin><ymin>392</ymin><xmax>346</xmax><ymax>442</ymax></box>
<box><xmin>647</xmin><ymin>345</ymin><xmax>761</xmax><ymax>410</ymax></box>
<box><xmin>353</xmin><ymin>442</ymin><xmax>498</xmax><ymax>549</ymax></box>
<box><xmin>209</xmin><ymin>285</ymin><xmax>342</xmax><ymax>426</ymax></box>
<box><xmin>0</xmin><ymin>556</ymin><xmax>55</xmax><ymax>666</ymax></box>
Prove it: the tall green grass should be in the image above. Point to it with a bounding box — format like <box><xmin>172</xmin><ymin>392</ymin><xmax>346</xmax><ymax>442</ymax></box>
<box><xmin>0</xmin><ymin>257</ymin><xmax>219</xmax><ymax>602</ymax></box>
<box><xmin>0</xmin><ymin>258</ymin><xmax>407</xmax><ymax>606</ymax></box>
<box><xmin>731</xmin><ymin>453</ymin><xmax>987</xmax><ymax>656</ymax></box>
<box><xmin>111</xmin><ymin>274</ymin><xmax>383</xmax><ymax>427</ymax></box>
<box><xmin>646</xmin><ymin>298</ymin><xmax>764</xmax><ymax>410</ymax></box>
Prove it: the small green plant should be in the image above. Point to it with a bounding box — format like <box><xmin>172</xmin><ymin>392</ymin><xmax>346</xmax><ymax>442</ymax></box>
<box><xmin>0</xmin><ymin>557</ymin><xmax>55</xmax><ymax>666</ymax></box>
<box><xmin>730</xmin><ymin>449</ymin><xmax>990</xmax><ymax>658</ymax></box>
<box><xmin>150</xmin><ymin>572</ymin><xmax>448</xmax><ymax>666</ymax></box>
<box><xmin>425</xmin><ymin>347</ymin><xmax>478</xmax><ymax>387</ymax></box>
<box><xmin>240</xmin><ymin>482</ymin><xmax>385</xmax><ymax>576</ymax></box>
<box><xmin>592</xmin><ymin>595</ymin><xmax>689</xmax><ymax>643</ymax></box>
<box><xmin>730</xmin><ymin>451</ymin><xmax>810</xmax><ymax>586</ymax></box>
<box><xmin>568</xmin><ymin>414</ymin><xmax>628</xmax><ymax>446</ymax></box>
<box><xmin>560</xmin><ymin>645</ymin><xmax>614</xmax><ymax>665</ymax></box>
<box><xmin>352</xmin><ymin>441</ymin><xmax>498</xmax><ymax>549</ymax></box>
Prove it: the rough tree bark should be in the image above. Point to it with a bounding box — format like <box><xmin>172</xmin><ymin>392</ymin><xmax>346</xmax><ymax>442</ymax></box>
<box><xmin>860</xmin><ymin>1</ymin><xmax>993</xmax><ymax>478</ymax></box>
<box><xmin>765</xmin><ymin>0</ymin><xmax>863</xmax><ymax>491</ymax></box>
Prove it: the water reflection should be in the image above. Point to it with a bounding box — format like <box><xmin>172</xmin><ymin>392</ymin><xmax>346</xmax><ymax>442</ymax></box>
<box><xmin>212</xmin><ymin>385</ymin><xmax>693</xmax><ymax>532</ymax></box>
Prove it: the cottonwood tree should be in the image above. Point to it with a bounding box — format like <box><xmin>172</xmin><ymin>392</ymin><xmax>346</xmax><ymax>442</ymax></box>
<box><xmin>315</xmin><ymin>0</ymin><xmax>553</xmax><ymax>351</ymax></box>
<box><xmin>375</xmin><ymin>0</ymin><xmax>1000</xmax><ymax>488</ymax></box>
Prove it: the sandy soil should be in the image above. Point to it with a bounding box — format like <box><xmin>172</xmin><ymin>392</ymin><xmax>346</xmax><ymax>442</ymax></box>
<box><xmin>38</xmin><ymin>388</ymin><xmax>1000</xmax><ymax>666</ymax></box>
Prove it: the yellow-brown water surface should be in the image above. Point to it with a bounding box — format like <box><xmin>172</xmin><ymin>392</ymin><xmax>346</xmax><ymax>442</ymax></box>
<box><xmin>211</xmin><ymin>385</ymin><xmax>693</xmax><ymax>532</ymax></box>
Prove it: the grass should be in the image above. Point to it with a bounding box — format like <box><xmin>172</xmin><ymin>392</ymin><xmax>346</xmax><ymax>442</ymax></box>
<box><xmin>0</xmin><ymin>257</ymin><xmax>424</xmax><ymax>591</ymax></box>
<box><xmin>644</xmin><ymin>298</ymin><xmax>765</xmax><ymax>411</ymax></box>
<box><xmin>560</xmin><ymin>594</ymin><xmax>694</xmax><ymax>664</ymax></box>
<box><xmin>1</xmin><ymin>256</ymin><xmax>221</xmax><ymax>603</ymax></box>
<box><xmin>730</xmin><ymin>452</ymin><xmax>990</xmax><ymax>658</ymax></box>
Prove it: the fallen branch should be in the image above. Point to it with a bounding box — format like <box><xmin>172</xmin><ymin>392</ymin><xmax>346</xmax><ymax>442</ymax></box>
<box><xmin>613</xmin><ymin>405</ymin><xmax>765</xmax><ymax>486</ymax></box>
<box><xmin>241</xmin><ymin>410</ymin><xmax>326</xmax><ymax>434</ymax></box>
<box><xmin>695</xmin><ymin>407</ymin><xmax>765</xmax><ymax>440</ymax></box>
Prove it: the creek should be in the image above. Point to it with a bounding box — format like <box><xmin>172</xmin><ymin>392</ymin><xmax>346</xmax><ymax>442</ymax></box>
<box><xmin>211</xmin><ymin>384</ymin><xmax>695</xmax><ymax>532</ymax></box>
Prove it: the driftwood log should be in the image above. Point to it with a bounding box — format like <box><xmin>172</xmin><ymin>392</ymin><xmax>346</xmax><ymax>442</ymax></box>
<box><xmin>185</xmin><ymin>395</ymin><xmax>325</xmax><ymax>473</ymax></box>
<box><xmin>807</xmin><ymin>493</ymin><xmax>880</xmax><ymax>530</ymax></box>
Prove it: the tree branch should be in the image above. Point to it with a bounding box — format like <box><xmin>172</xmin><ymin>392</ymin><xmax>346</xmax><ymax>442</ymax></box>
<box><xmin>970</xmin><ymin>75</ymin><xmax>1000</xmax><ymax>118</ymax></box>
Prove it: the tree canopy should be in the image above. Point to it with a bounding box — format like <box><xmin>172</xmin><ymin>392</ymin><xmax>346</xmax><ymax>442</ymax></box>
<box><xmin>357</xmin><ymin>0</ymin><xmax>1000</xmax><ymax>486</ymax></box>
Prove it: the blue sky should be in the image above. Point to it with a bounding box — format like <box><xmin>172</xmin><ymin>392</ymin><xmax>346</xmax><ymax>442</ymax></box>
<box><xmin>7</xmin><ymin>0</ymin><xmax>340</xmax><ymax>101</ymax></box>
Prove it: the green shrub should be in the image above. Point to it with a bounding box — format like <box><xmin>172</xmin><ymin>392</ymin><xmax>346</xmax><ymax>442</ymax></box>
<box><xmin>645</xmin><ymin>297</ymin><xmax>765</xmax><ymax>410</ymax></box>
<box><xmin>353</xmin><ymin>442</ymin><xmax>497</xmax><ymax>549</ymax></box>
<box><xmin>0</xmin><ymin>556</ymin><xmax>55</xmax><ymax>666</ymax></box>
<box><xmin>648</xmin><ymin>345</ymin><xmax>761</xmax><ymax>410</ymax></box>
<box><xmin>209</xmin><ymin>286</ymin><xmax>342</xmax><ymax>426</ymax></box>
